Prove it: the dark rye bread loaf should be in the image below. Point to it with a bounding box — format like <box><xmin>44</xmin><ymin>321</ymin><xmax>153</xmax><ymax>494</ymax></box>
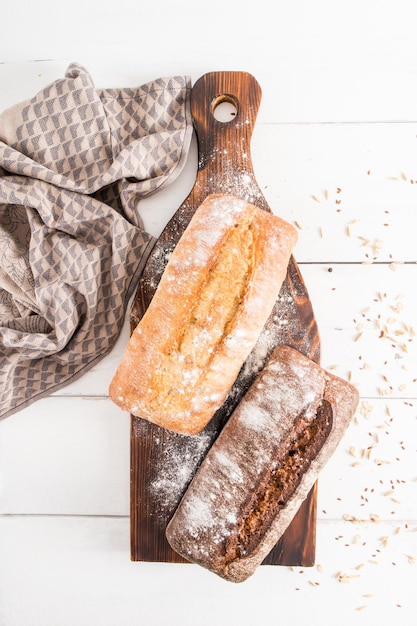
<box><xmin>166</xmin><ymin>345</ymin><xmax>359</xmax><ymax>582</ymax></box>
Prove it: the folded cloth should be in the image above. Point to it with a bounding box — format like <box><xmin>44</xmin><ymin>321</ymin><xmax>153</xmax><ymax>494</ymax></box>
<box><xmin>0</xmin><ymin>63</ymin><xmax>193</xmax><ymax>419</ymax></box>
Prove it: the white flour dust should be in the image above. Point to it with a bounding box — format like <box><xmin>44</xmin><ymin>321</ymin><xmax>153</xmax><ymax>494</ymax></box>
<box><xmin>149</xmin><ymin>429</ymin><xmax>213</xmax><ymax>514</ymax></box>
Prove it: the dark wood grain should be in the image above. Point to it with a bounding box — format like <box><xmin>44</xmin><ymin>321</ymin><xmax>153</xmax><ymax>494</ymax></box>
<box><xmin>130</xmin><ymin>72</ymin><xmax>320</xmax><ymax>565</ymax></box>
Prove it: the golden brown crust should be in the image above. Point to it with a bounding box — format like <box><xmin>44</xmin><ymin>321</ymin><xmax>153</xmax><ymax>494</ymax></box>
<box><xmin>165</xmin><ymin>345</ymin><xmax>359</xmax><ymax>581</ymax></box>
<box><xmin>109</xmin><ymin>194</ymin><xmax>298</xmax><ymax>435</ymax></box>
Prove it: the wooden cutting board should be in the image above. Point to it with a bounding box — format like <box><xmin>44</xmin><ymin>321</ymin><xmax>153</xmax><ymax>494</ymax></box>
<box><xmin>130</xmin><ymin>71</ymin><xmax>320</xmax><ymax>566</ymax></box>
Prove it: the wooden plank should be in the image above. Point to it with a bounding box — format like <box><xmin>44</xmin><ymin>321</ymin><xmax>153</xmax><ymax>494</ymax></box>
<box><xmin>300</xmin><ymin>263</ymin><xmax>417</xmax><ymax>399</ymax></box>
<box><xmin>2</xmin><ymin>20</ymin><xmax>417</xmax><ymax>124</ymax></box>
<box><xmin>52</xmin><ymin>261</ymin><xmax>417</xmax><ymax>399</ymax></box>
<box><xmin>318</xmin><ymin>396</ymin><xmax>417</xmax><ymax>521</ymax></box>
<box><xmin>0</xmin><ymin>397</ymin><xmax>130</xmax><ymax>516</ymax></box>
<box><xmin>254</xmin><ymin>122</ymin><xmax>417</xmax><ymax>263</ymax></box>
<box><xmin>0</xmin><ymin>515</ymin><xmax>416</xmax><ymax>626</ymax></box>
<box><xmin>1</xmin><ymin>397</ymin><xmax>415</xmax><ymax>520</ymax></box>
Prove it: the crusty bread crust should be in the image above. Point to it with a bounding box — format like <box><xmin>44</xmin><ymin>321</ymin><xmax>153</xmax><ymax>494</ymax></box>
<box><xmin>109</xmin><ymin>194</ymin><xmax>298</xmax><ymax>435</ymax></box>
<box><xmin>165</xmin><ymin>345</ymin><xmax>359</xmax><ymax>581</ymax></box>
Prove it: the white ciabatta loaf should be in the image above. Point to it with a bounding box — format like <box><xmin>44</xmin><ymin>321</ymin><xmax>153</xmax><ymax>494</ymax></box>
<box><xmin>166</xmin><ymin>345</ymin><xmax>359</xmax><ymax>581</ymax></box>
<box><xmin>109</xmin><ymin>194</ymin><xmax>298</xmax><ymax>435</ymax></box>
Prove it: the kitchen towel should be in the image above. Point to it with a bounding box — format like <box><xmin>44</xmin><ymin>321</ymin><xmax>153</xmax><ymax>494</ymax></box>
<box><xmin>0</xmin><ymin>63</ymin><xmax>193</xmax><ymax>419</ymax></box>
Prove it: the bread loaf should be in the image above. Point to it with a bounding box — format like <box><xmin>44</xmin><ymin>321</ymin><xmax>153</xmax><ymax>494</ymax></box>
<box><xmin>109</xmin><ymin>194</ymin><xmax>298</xmax><ymax>435</ymax></box>
<box><xmin>165</xmin><ymin>345</ymin><xmax>359</xmax><ymax>582</ymax></box>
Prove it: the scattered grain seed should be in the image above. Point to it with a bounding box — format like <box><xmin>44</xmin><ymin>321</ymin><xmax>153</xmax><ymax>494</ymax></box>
<box><xmin>337</xmin><ymin>573</ymin><xmax>360</xmax><ymax>584</ymax></box>
<box><xmin>389</xmin><ymin>261</ymin><xmax>404</xmax><ymax>271</ymax></box>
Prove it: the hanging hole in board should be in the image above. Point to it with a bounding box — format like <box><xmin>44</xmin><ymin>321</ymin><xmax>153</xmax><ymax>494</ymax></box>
<box><xmin>212</xmin><ymin>95</ymin><xmax>239</xmax><ymax>122</ymax></box>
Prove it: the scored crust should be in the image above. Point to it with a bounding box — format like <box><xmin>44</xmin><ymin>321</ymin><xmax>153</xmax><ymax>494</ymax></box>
<box><xmin>165</xmin><ymin>345</ymin><xmax>359</xmax><ymax>581</ymax></box>
<box><xmin>109</xmin><ymin>194</ymin><xmax>298</xmax><ymax>435</ymax></box>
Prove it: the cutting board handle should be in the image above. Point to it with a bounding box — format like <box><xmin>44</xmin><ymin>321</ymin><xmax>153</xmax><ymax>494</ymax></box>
<box><xmin>191</xmin><ymin>71</ymin><xmax>263</xmax><ymax>183</ymax></box>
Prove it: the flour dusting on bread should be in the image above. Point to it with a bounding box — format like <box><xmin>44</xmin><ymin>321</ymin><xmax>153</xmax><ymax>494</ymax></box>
<box><xmin>109</xmin><ymin>194</ymin><xmax>298</xmax><ymax>435</ymax></box>
<box><xmin>166</xmin><ymin>345</ymin><xmax>359</xmax><ymax>582</ymax></box>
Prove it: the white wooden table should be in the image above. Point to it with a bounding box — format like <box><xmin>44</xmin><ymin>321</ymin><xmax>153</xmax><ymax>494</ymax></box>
<box><xmin>1</xmin><ymin>2</ymin><xmax>416</xmax><ymax>624</ymax></box>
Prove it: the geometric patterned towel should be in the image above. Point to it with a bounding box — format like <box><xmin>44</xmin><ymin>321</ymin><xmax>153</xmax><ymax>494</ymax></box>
<box><xmin>0</xmin><ymin>63</ymin><xmax>193</xmax><ymax>420</ymax></box>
